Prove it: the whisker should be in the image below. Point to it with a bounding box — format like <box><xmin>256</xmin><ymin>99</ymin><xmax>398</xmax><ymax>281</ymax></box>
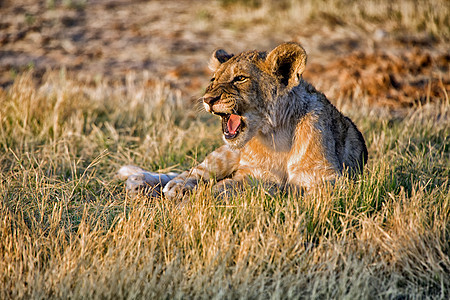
<box><xmin>193</xmin><ymin>101</ymin><xmax>206</xmax><ymax>113</ymax></box>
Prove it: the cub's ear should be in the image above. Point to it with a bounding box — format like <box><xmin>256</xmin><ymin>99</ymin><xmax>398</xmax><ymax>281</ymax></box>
<box><xmin>209</xmin><ymin>49</ymin><xmax>234</xmax><ymax>72</ymax></box>
<box><xmin>266</xmin><ymin>42</ymin><xmax>307</xmax><ymax>89</ymax></box>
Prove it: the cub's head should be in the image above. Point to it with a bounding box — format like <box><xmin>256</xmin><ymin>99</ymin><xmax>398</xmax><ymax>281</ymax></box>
<box><xmin>203</xmin><ymin>42</ymin><xmax>307</xmax><ymax>149</ymax></box>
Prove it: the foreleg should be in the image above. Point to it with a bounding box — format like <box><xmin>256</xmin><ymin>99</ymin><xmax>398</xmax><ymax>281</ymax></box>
<box><xmin>163</xmin><ymin>145</ymin><xmax>240</xmax><ymax>200</ymax></box>
<box><xmin>117</xmin><ymin>165</ymin><xmax>178</xmax><ymax>197</ymax></box>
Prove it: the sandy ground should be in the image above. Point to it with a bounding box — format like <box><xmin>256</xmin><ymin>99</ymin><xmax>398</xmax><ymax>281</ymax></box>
<box><xmin>1</xmin><ymin>0</ymin><xmax>448</xmax><ymax>108</ymax></box>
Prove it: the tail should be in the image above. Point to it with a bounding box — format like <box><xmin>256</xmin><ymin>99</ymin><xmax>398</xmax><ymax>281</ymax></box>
<box><xmin>117</xmin><ymin>165</ymin><xmax>179</xmax><ymax>197</ymax></box>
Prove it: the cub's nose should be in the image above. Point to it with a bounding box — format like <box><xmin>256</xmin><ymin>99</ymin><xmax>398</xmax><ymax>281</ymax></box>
<box><xmin>203</xmin><ymin>95</ymin><xmax>220</xmax><ymax>106</ymax></box>
<box><xmin>203</xmin><ymin>95</ymin><xmax>221</xmax><ymax>112</ymax></box>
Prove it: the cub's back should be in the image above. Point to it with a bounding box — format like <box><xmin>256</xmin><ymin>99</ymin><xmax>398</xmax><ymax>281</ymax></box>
<box><xmin>312</xmin><ymin>87</ymin><xmax>368</xmax><ymax>175</ymax></box>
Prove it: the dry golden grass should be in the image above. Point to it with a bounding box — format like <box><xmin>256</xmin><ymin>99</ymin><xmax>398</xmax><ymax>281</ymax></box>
<box><xmin>0</xmin><ymin>70</ymin><xmax>448</xmax><ymax>299</ymax></box>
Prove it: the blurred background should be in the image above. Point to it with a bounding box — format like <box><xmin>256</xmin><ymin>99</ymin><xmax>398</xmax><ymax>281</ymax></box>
<box><xmin>0</xmin><ymin>0</ymin><xmax>449</xmax><ymax>108</ymax></box>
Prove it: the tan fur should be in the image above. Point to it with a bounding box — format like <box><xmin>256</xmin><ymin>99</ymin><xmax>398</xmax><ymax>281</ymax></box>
<box><xmin>118</xmin><ymin>42</ymin><xmax>368</xmax><ymax>200</ymax></box>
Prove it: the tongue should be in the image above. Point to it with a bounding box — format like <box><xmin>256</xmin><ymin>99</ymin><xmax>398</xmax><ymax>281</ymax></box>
<box><xmin>227</xmin><ymin>114</ymin><xmax>241</xmax><ymax>134</ymax></box>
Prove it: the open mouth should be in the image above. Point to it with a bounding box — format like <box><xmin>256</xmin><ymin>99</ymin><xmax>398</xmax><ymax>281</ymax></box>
<box><xmin>220</xmin><ymin>113</ymin><xmax>243</xmax><ymax>139</ymax></box>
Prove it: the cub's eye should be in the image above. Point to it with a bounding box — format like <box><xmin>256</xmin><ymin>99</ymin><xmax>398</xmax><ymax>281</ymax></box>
<box><xmin>210</xmin><ymin>77</ymin><xmax>215</xmax><ymax>82</ymax></box>
<box><xmin>233</xmin><ymin>75</ymin><xmax>248</xmax><ymax>83</ymax></box>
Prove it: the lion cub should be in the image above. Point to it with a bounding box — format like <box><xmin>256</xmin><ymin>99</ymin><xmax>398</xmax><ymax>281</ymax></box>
<box><xmin>118</xmin><ymin>42</ymin><xmax>368</xmax><ymax>199</ymax></box>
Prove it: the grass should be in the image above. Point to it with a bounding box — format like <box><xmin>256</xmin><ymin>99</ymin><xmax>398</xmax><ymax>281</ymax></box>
<box><xmin>0</xmin><ymin>69</ymin><xmax>448</xmax><ymax>299</ymax></box>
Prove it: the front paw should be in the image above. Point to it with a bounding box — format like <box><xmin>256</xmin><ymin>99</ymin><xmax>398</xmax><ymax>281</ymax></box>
<box><xmin>163</xmin><ymin>178</ymin><xmax>196</xmax><ymax>201</ymax></box>
<box><xmin>126</xmin><ymin>173</ymin><xmax>162</xmax><ymax>197</ymax></box>
<box><xmin>212</xmin><ymin>179</ymin><xmax>240</xmax><ymax>199</ymax></box>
